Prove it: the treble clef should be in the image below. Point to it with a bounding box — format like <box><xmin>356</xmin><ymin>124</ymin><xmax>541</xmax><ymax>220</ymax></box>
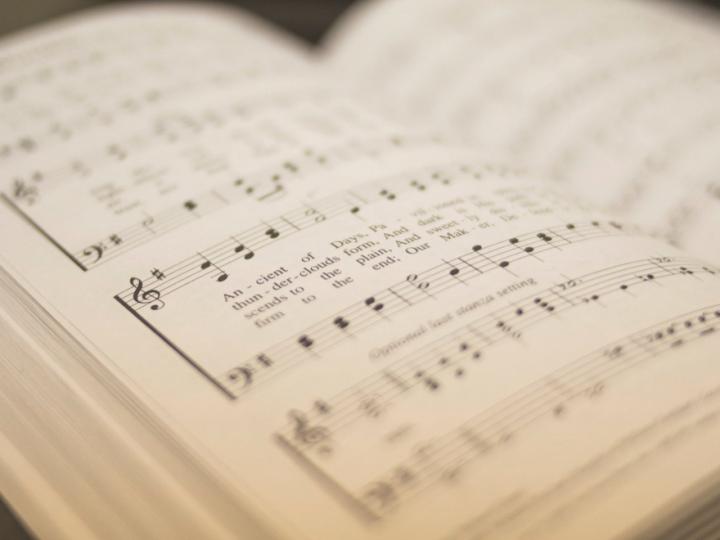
<box><xmin>288</xmin><ymin>410</ymin><xmax>331</xmax><ymax>453</ymax></box>
<box><xmin>130</xmin><ymin>277</ymin><xmax>165</xmax><ymax>311</ymax></box>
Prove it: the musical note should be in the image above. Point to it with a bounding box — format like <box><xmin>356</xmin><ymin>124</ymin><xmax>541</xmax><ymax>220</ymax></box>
<box><xmin>406</xmin><ymin>274</ymin><xmax>430</xmax><ymax>290</ymax></box>
<box><xmin>333</xmin><ymin>316</ymin><xmax>350</xmax><ymax>330</ymax></box>
<box><xmin>129</xmin><ymin>277</ymin><xmax>165</xmax><ymax>311</ymax></box>
<box><xmin>286</xmin><ymin>301</ymin><xmax>720</xmax><ymax>514</ymax></box>
<box><xmin>11</xmin><ymin>179</ymin><xmax>38</xmax><ymax>204</ymax></box>
<box><xmin>359</xmin><ymin>395</ymin><xmax>386</xmax><ymax>418</ymax></box>
<box><xmin>314</xmin><ymin>400</ymin><xmax>331</xmax><ymax>415</ymax></box>
<box><xmin>415</xmin><ymin>370</ymin><xmax>440</xmax><ymax>392</ymax></box>
<box><xmin>107</xmin><ymin>144</ymin><xmax>127</xmax><ymax>160</ymax></box>
<box><xmin>75</xmin><ymin>161</ymin><xmax>516</xmax><ymax>271</ymax></box>
<box><xmin>304</xmin><ymin>205</ymin><xmax>326</xmax><ymax>223</ymax></box>
<box><xmin>365</xmin><ymin>297</ymin><xmax>385</xmax><ymax>312</ymax></box>
<box><xmin>233</xmin><ymin>240</ymin><xmax>255</xmax><ymax>260</ymax></box>
<box><xmin>410</xmin><ymin>180</ymin><xmax>426</xmax><ymax>191</ymax></box>
<box><xmin>537</xmin><ymin>232</ymin><xmax>553</xmax><ymax>243</ymax></box>
<box><xmin>218</xmin><ymin>234</ymin><xmax>680</xmax><ymax>398</ymax></box>
<box><xmin>199</xmin><ymin>256</ymin><xmax>229</xmax><ymax>282</ymax></box>
<box><xmin>298</xmin><ymin>335</ymin><xmax>314</xmax><ymax>349</ymax></box>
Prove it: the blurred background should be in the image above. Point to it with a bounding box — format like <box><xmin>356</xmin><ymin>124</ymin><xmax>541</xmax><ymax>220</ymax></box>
<box><xmin>1</xmin><ymin>0</ymin><xmax>720</xmax><ymax>538</ymax></box>
<box><xmin>0</xmin><ymin>0</ymin><xmax>357</xmax><ymax>43</ymax></box>
<box><xmin>3</xmin><ymin>0</ymin><xmax>718</xmax><ymax>43</ymax></box>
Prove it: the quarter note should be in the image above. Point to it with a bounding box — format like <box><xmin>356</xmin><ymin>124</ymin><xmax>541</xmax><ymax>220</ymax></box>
<box><xmin>410</xmin><ymin>180</ymin><xmax>426</xmax><ymax>191</ymax></box>
<box><xmin>415</xmin><ymin>370</ymin><xmax>440</xmax><ymax>391</ymax></box>
<box><xmin>233</xmin><ymin>244</ymin><xmax>255</xmax><ymax>259</ymax></box>
<box><xmin>333</xmin><ymin>316</ymin><xmax>350</xmax><ymax>330</ymax></box>
<box><xmin>141</xmin><ymin>216</ymin><xmax>155</xmax><ymax>232</ymax></box>
<box><xmin>298</xmin><ymin>335</ymin><xmax>314</xmax><ymax>348</ymax></box>
<box><xmin>231</xmin><ymin>237</ymin><xmax>255</xmax><ymax>260</ymax></box>
<box><xmin>314</xmin><ymin>400</ymin><xmax>331</xmax><ymax>414</ymax></box>
<box><xmin>199</xmin><ymin>255</ymin><xmax>229</xmax><ymax>282</ymax></box>
<box><xmin>537</xmin><ymin>232</ymin><xmax>553</xmax><ymax>242</ymax></box>
<box><xmin>365</xmin><ymin>297</ymin><xmax>385</xmax><ymax>312</ymax></box>
<box><xmin>11</xmin><ymin>179</ymin><xmax>38</xmax><ymax>204</ymax></box>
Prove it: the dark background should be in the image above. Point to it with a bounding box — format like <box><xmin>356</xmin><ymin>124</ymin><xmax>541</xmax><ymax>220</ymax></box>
<box><xmin>1</xmin><ymin>0</ymin><xmax>720</xmax><ymax>538</ymax></box>
<box><xmin>0</xmin><ymin>0</ymin><xmax>357</xmax><ymax>43</ymax></box>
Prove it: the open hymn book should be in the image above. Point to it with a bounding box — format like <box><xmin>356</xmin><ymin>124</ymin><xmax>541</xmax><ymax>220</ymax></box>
<box><xmin>2</xmin><ymin>0</ymin><xmax>720</xmax><ymax>538</ymax></box>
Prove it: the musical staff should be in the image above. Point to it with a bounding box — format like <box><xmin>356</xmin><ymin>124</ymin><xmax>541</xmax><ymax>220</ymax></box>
<box><xmin>114</xmin><ymin>161</ymin><xmax>519</xmax><ymax>309</ymax></box>
<box><xmin>279</xmin><ymin>257</ymin><xmax>718</xmax><ymax>447</ymax></box>
<box><xmin>278</xmin><ymin>293</ymin><xmax>720</xmax><ymax>515</ymax></box>
<box><xmin>75</xmin><ymin>133</ymin><xmax>441</xmax><ymax>269</ymax></box>
<box><xmin>2</xmin><ymin>49</ymin><xmax>310</xmax><ymax>168</ymax></box>
<box><xmin>217</xmin><ymin>221</ymin><xmax>636</xmax><ymax>396</ymax></box>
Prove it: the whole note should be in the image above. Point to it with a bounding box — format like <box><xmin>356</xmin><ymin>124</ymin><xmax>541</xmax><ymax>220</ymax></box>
<box><xmin>406</xmin><ymin>274</ymin><xmax>430</xmax><ymax>290</ymax></box>
<box><xmin>130</xmin><ymin>277</ymin><xmax>165</xmax><ymax>311</ymax></box>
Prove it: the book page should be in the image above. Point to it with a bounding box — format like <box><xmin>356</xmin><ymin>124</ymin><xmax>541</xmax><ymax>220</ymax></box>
<box><xmin>2</xmin><ymin>4</ymin><xmax>720</xmax><ymax>540</ymax></box>
<box><xmin>326</xmin><ymin>0</ymin><xmax>720</xmax><ymax>263</ymax></box>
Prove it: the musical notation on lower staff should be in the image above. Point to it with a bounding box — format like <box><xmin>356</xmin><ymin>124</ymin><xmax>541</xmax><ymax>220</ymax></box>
<box><xmin>76</xmin><ymin>133</ymin><xmax>444</xmax><ymax>269</ymax></box>
<box><xmin>216</xmin><ymin>221</ymin><xmax>634</xmax><ymax>396</ymax></box>
<box><xmin>278</xmin><ymin>298</ymin><xmax>720</xmax><ymax>516</ymax></box>
<box><xmin>115</xmin><ymin>161</ymin><xmax>522</xmax><ymax>310</ymax></box>
<box><xmin>278</xmin><ymin>257</ymin><xmax>718</xmax><ymax>451</ymax></box>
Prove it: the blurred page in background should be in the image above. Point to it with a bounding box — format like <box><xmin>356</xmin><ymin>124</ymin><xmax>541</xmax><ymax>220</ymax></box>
<box><xmin>327</xmin><ymin>0</ymin><xmax>720</xmax><ymax>263</ymax></box>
